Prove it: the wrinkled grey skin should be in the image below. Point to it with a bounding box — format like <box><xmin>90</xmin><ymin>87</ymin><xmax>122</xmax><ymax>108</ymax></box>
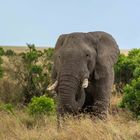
<box><xmin>52</xmin><ymin>31</ymin><xmax>119</xmax><ymax>119</ymax></box>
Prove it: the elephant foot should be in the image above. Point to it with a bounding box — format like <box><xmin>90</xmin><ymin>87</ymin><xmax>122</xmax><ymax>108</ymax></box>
<box><xmin>92</xmin><ymin>100</ymin><xmax>109</xmax><ymax>120</ymax></box>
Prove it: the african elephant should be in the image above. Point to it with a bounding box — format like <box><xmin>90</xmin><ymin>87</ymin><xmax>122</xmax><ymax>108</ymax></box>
<box><xmin>48</xmin><ymin>31</ymin><xmax>120</xmax><ymax>119</ymax></box>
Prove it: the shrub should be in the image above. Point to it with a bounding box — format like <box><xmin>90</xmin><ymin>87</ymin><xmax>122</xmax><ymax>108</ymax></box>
<box><xmin>127</xmin><ymin>48</ymin><xmax>140</xmax><ymax>59</ymax></box>
<box><xmin>117</xmin><ymin>49</ymin><xmax>140</xmax><ymax>117</ymax></box>
<box><xmin>4</xmin><ymin>49</ymin><xmax>16</xmax><ymax>56</ymax></box>
<box><xmin>5</xmin><ymin>44</ymin><xmax>54</xmax><ymax>104</ymax></box>
<box><xmin>119</xmin><ymin>77</ymin><xmax>140</xmax><ymax>117</ymax></box>
<box><xmin>0</xmin><ymin>103</ymin><xmax>15</xmax><ymax>115</ymax></box>
<box><xmin>44</xmin><ymin>48</ymin><xmax>54</xmax><ymax>61</ymax></box>
<box><xmin>0</xmin><ymin>58</ymin><xmax>3</xmax><ymax>78</ymax></box>
<box><xmin>0</xmin><ymin>47</ymin><xmax>4</xmax><ymax>56</ymax></box>
<box><xmin>0</xmin><ymin>47</ymin><xmax>4</xmax><ymax>78</ymax></box>
<box><xmin>28</xmin><ymin>96</ymin><xmax>55</xmax><ymax>116</ymax></box>
<box><xmin>114</xmin><ymin>54</ymin><xmax>136</xmax><ymax>85</ymax></box>
<box><xmin>20</xmin><ymin>44</ymin><xmax>54</xmax><ymax>103</ymax></box>
<box><xmin>133</xmin><ymin>67</ymin><xmax>140</xmax><ymax>78</ymax></box>
<box><xmin>114</xmin><ymin>49</ymin><xmax>140</xmax><ymax>93</ymax></box>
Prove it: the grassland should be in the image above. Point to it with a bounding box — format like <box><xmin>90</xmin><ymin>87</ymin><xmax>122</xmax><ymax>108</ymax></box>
<box><xmin>0</xmin><ymin>46</ymin><xmax>139</xmax><ymax>140</ymax></box>
<box><xmin>0</xmin><ymin>95</ymin><xmax>140</xmax><ymax>140</ymax></box>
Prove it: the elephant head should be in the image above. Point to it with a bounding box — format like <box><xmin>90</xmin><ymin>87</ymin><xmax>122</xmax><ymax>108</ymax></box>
<box><xmin>49</xmin><ymin>32</ymin><xmax>119</xmax><ymax>115</ymax></box>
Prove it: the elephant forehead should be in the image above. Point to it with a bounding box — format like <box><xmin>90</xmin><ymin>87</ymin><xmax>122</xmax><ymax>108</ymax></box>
<box><xmin>61</xmin><ymin>47</ymin><xmax>83</xmax><ymax>58</ymax></box>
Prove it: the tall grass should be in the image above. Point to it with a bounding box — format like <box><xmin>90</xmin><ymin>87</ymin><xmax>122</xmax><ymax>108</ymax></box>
<box><xmin>0</xmin><ymin>48</ymin><xmax>139</xmax><ymax>140</ymax></box>
<box><xmin>0</xmin><ymin>96</ymin><xmax>140</xmax><ymax>140</ymax></box>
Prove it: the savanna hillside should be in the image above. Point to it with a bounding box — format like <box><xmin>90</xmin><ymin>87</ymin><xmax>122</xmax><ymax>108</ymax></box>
<box><xmin>0</xmin><ymin>45</ymin><xmax>140</xmax><ymax>140</ymax></box>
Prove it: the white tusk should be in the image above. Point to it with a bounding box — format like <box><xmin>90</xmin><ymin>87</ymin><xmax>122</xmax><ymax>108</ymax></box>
<box><xmin>82</xmin><ymin>78</ymin><xmax>89</xmax><ymax>88</ymax></box>
<box><xmin>47</xmin><ymin>81</ymin><xmax>58</xmax><ymax>91</ymax></box>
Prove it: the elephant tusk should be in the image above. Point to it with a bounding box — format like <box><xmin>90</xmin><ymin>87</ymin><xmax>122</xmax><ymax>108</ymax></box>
<box><xmin>47</xmin><ymin>81</ymin><xmax>58</xmax><ymax>91</ymax></box>
<box><xmin>82</xmin><ymin>78</ymin><xmax>89</xmax><ymax>88</ymax></box>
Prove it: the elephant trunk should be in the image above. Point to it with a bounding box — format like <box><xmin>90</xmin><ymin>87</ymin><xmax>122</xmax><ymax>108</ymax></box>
<box><xmin>58</xmin><ymin>71</ymin><xmax>85</xmax><ymax>114</ymax></box>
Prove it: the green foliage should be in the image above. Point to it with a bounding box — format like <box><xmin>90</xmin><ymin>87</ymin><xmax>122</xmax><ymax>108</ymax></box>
<box><xmin>119</xmin><ymin>77</ymin><xmax>140</xmax><ymax>117</ymax></box>
<box><xmin>28</xmin><ymin>96</ymin><xmax>55</xmax><ymax>116</ymax></box>
<box><xmin>117</xmin><ymin>48</ymin><xmax>140</xmax><ymax>117</ymax></box>
<box><xmin>22</xmin><ymin>44</ymin><xmax>42</xmax><ymax>63</ymax></box>
<box><xmin>133</xmin><ymin>67</ymin><xmax>140</xmax><ymax>78</ymax></box>
<box><xmin>0</xmin><ymin>45</ymin><xmax>55</xmax><ymax>105</ymax></box>
<box><xmin>0</xmin><ymin>47</ymin><xmax>4</xmax><ymax>78</ymax></box>
<box><xmin>0</xmin><ymin>47</ymin><xmax>4</xmax><ymax>56</ymax></box>
<box><xmin>4</xmin><ymin>49</ymin><xmax>16</xmax><ymax>56</ymax></box>
<box><xmin>128</xmin><ymin>48</ymin><xmax>140</xmax><ymax>59</ymax></box>
<box><xmin>18</xmin><ymin>44</ymin><xmax>54</xmax><ymax>103</ymax></box>
<box><xmin>44</xmin><ymin>48</ymin><xmax>54</xmax><ymax>61</ymax></box>
<box><xmin>114</xmin><ymin>54</ymin><xmax>136</xmax><ymax>84</ymax></box>
<box><xmin>4</xmin><ymin>44</ymin><xmax>55</xmax><ymax>104</ymax></box>
<box><xmin>0</xmin><ymin>62</ymin><xmax>3</xmax><ymax>78</ymax></box>
<box><xmin>0</xmin><ymin>103</ymin><xmax>15</xmax><ymax>115</ymax></box>
<box><xmin>114</xmin><ymin>49</ymin><xmax>140</xmax><ymax>93</ymax></box>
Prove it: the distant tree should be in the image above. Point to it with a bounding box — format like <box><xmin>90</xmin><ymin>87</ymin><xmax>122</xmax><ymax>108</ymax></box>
<box><xmin>5</xmin><ymin>49</ymin><xmax>16</xmax><ymax>56</ymax></box>
<box><xmin>0</xmin><ymin>47</ymin><xmax>4</xmax><ymax>78</ymax></box>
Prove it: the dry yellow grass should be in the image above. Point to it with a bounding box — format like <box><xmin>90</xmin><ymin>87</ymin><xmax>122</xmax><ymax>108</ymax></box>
<box><xmin>0</xmin><ymin>47</ymin><xmax>137</xmax><ymax>140</ymax></box>
<box><xmin>0</xmin><ymin>95</ymin><xmax>140</xmax><ymax>140</ymax></box>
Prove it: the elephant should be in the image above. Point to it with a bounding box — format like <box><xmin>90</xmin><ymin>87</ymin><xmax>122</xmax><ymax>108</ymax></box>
<box><xmin>48</xmin><ymin>31</ymin><xmax>120</xmax><ymax>119</ymax></box>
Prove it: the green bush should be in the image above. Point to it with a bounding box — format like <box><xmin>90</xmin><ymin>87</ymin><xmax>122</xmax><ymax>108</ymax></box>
<box><xmin>128</xmin><ymin>48</ymin><xmax>140</xmax><ymax>59</ymax></box>
<box><xmin>4</xmin><ymin>49</ymin><xmax>16</xmax><ymax>56</ymax></box>
<box><xmin>119</xmin><ymin>77</ymin><xmax>140</xmax><ymax>117</ymax></box>
<box><xmin>28</xmin><ymin>96</ymin><xmax>55</xmax><ymax>116</ymax></box>
<box><xmin>114</xmin><ymin>49</ymin><xmax>140</xmax><ymax>93</ymax></box>
<box><xmin>5</xmin><ymin>44</ymin><xmax>54</xmax><ymax>104</ymax></box>
<box><xmin>0</xmin><ymin>45</ymin><xmax>55</xmax><ymax>105</ymax></box>
<box><xmin>20</xmin><ymin>45</ymin><xmax>54</xmax><ymax>103</ymax></box>
<box><xmin>0</xmin><ymin>47</ymin><xmax>4</xmax><ymax>56</ymax></box>
<box><xmin>0</xmin><ymin>103</ymin><xmax>15</xmax><ymax>115</ymax></box>
<box><xmin>115</xmin><ymin>49</ymin><xmax>140</xmax><ymax>118</ymax></box>
<box><xmin>44</xmin><ymin>48</ymin><xmax>54</xmax><ymax>61</ymax></box>
<box><xmin>0</xmin><ymin>59</ymin><xmax>3</xmax><ymax>78</ymax></box>
<box><xmin>133</xmin><ymin>67</ymin><xmax>140</xmax><ymax>78</ymax></box>
<box><xmin>0</xmin><ymin>47</ymin><xmax>4</xmax><ymax>78</ymax></box>
<box><xmin>114</xmin><ymin>54</ymin><xmax>136</xmax><ymax>85</ymax></box>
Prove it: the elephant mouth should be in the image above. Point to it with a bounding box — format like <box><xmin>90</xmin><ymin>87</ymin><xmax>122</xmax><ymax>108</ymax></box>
<box><xmin>75</xmin><ymin>86</ymin><xmax>85</xmax><ymax>106</ymax></box>
<box><xmin>48</xmin><ymin>78</ymin><xmax>89</xmax><ymax>112</ymax></box>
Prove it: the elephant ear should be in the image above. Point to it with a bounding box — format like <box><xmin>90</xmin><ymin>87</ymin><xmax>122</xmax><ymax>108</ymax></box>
<box><xmin>55</xmin><ymin>34</ymin><xmax>67</xmax><ymax>50</ymax></box>
<box><xmin>52</xmin><ymin>34</ymin><xmax>68</xmax><ymax>81</ymax></box>
<box><xmin>94</xmin><ymin>34</ymin><xmax>120</xmax><ymax>80</ymax></box>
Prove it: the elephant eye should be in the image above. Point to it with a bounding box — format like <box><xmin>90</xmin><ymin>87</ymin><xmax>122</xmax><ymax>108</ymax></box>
<box><xmin>86</xmin><ymin>54</ymin><xmax>90</xmax><ymax>58</ymax></box>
